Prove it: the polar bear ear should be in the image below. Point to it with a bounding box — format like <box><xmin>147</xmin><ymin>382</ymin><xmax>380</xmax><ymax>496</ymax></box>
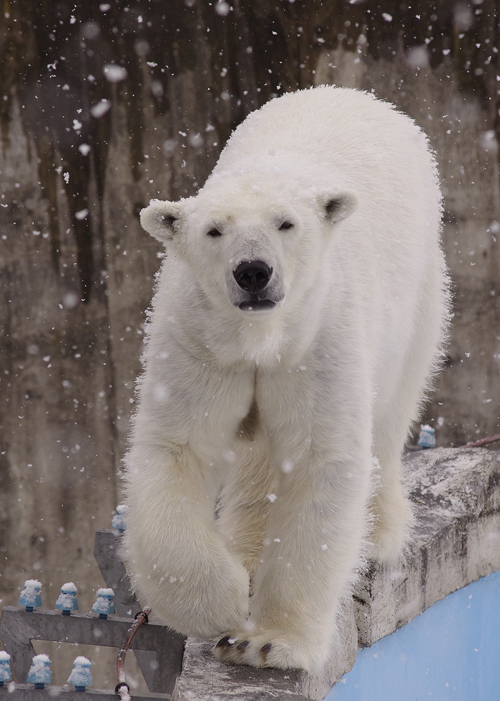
<box><xmin>140</xmin><ymin>199</ymin><xmax>184</xmax><ymax>242</ymax></box>
<box><xmin>318</xmin><ymin>191</ymin><xmax>358</xmax><ymax>224</ymax></box>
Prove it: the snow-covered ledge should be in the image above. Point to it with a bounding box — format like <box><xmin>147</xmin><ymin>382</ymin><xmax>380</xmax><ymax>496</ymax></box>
<box><xmin>172</xmin><ymin>448</ymin><xmax>500</xmax><ymax>701</ymax></box>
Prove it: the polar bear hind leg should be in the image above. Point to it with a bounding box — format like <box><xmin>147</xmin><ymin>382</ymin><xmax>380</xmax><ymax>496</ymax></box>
<box><xmin>371</xmin><ymin>257</ymin><xmax>448</xmax><ymax>562</ymax></box>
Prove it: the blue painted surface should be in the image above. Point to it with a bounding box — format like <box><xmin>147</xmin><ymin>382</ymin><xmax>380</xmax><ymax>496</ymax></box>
<box><xmin>325</xmin><ymin>569</ymin><xmax>500</xmax><ymax>701</ymax></box>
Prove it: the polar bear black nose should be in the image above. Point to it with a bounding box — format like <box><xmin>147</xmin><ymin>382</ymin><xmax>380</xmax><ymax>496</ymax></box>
<box><xmin>234</xmin><ymin>260</ymin><xmax>272</xmax><ymax>293</ymax></box>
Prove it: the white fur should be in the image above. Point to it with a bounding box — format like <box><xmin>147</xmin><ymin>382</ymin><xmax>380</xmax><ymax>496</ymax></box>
<box><xmin>123</xmin><ymin>86</ymin><xmax>450</xmax><ymax>673</ymax></box>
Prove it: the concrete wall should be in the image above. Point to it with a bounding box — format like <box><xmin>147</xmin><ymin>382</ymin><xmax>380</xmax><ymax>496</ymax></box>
<box><xmin>0</xmin><ymin>0</ymin><xmax>499</xmax><ymax>681</ymax></box>
<box><xmin>325</xmin><ymin>568</ymin><xmax>500</xmax><ymax>701</ymax></box>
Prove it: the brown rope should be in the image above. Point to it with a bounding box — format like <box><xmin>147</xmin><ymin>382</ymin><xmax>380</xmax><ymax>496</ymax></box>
<box><xmin>116</xmin><ymin>607</ymin><xmax>152</xmax><ymax>699</ymax></box>
<box><xmin>460</xmin><ymin>433</ymin><xmax>500</xmax><ymax>449</ymax></box>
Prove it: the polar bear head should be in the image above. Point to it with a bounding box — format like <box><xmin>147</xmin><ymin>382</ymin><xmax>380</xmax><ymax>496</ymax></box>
<box><xmin>140</xmin><ymin>168</ymin><xmax>357</xmax><ymax>328</ymax></box>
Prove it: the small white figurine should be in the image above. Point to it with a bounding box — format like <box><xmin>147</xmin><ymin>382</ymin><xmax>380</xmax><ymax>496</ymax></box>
<box><xmin>0</xmin><ymin>651</ymin><xmax>12</xmax><ymax>686</ymax></box>
<box><xmin>27</xmin><ymin>654</ymin><xmax>52</xmax><ymax>689</ymax></box>
<box><xmin>55</xmin><ymin>582</ymin><xmax>79</xmax><ymax>615</ymax></box>
<box><xmin>67</xmin><ymin>656</ymin><xmax>92</xmax><ymax>691</ymax></box>
<box><xmin>418</xmin><ymin>424</ymin><xmax>436</xmax><ymax>449</ymax></box>
<box><xmin>91</xmin><ymin>588</ymin><xmax>115</xmax><ymax>618</ymax></box>
<box><xmin>112</xmin><ymin>504</ymin><xmax>127</xmax><ymax>532</ymax></box>
<box><xmin>18</xmin><ymin>579</ymin><xmax>42</xmax><ymax>611</ymax></box>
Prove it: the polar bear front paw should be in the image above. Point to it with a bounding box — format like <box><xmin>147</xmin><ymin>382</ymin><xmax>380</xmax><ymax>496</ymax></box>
<box><xmin>214</xmin><ymin>629</ymin><xmax>319</xmax><ymax>672</ymax></box>
<box><xmin>131</xmin><ymin>545</ymin><xmax>250</xmax><ymax>638</ymax></box>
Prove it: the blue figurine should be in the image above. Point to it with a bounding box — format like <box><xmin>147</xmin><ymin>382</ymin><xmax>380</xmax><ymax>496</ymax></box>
<box><xmin>55</xmin><ymin>582</ymin><xmax>79</xmax><ymax>615</ymax></box>
<box><xmin>19</xmin><ymin>579</ymin><xmax>42</xmax><ymax>611</ymax></box>
<box><xmin>418</xmin><ymin>424</ymin><xmax>436</xmax><ymax>449</ymax></box>
<box><xmin>27</xmin><ymin>654</ymin><xmax>52</xmax><ymax>689</ymax></box>
<box><xmin>91</xmin><ymin>588</ymin><xmax>115</xmax><ymax>618</ymax></box>
<box><xmin>0</xmin><ymin>651</ymin><xmax>12</xmax><ymax>687</ymax></box>
<box><xmin>67</xmin><ymin>656</ymin><xmax>92</xmax><ymax>691</ymax></box>
<box><xmin>111</xmin><ymin>504</ymin><xmax>127</xmax><ymax>532</ymax></box>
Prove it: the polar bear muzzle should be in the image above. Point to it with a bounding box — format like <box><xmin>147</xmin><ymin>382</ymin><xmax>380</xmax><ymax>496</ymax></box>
<box><xmin>233</xmin><ymin>260</ymin><xmax>277</xmax><ymax>311</ymax></box>
<box><xmin>233</xmin><ymin>260</ymin><xmax>273</xmax><ymax>294</ymax></box>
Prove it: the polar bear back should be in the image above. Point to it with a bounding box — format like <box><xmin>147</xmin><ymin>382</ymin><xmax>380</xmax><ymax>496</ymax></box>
<box><xmin>210</xmin><ymin>86</ymin><xmax>441</xmax><ymax>248</ymax></box>
<box><xmin>215</xmin><ymin>86</ymin><xmax>436</xmax><ymax>183</ymax></box>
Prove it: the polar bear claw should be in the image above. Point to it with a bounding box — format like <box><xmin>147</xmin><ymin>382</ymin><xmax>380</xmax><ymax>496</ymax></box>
<box><xmin>215</xmin><ymin>631</ymin><xmax>314</xmax><ymax>671</ymax></box>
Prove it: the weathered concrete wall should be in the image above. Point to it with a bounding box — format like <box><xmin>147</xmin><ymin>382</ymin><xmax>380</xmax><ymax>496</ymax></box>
<box><xmin>0</xmin><ymin>0</ymin><xmax>499</xmax><ymax>683</ymax></box>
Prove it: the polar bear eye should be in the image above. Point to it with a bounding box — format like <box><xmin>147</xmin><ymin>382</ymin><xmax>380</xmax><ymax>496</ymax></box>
<box><xmin>207</xmin><ymin>228</ymin><xmax>222</xmax><ymax>238</ymax></box>
<box><xmin>278</xmin><ymin>221</ymin><xmax>294</xmax><ymax>231</ymax></box>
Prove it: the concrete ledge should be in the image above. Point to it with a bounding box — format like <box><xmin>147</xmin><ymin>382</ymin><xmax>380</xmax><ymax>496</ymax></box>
<box><xmin>172</xmin><ymin>597</ymin><xmax>357</xmax><ymax>701</ymax></box>
<box><xmin>354</xmin><ymin>448</ymin><xmax>500</xmax><ymax>647</ymax></box>
<box><xmin>172</xmin><ymin>448</ymin><xmax>500</xmax><ymax>701</ymax></box>
<box><xmin>172</xmin><ymin>638</ymin><xmax>307</xmax><ymax>701</ymax></box>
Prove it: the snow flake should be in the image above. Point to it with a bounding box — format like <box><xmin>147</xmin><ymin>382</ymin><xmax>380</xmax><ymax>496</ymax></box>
<box><xmin>91</xmin><ymin>100</ymin><xmax>111</xmax><ymax>118</ymax></box>
<box><xmin>103</xmin><ymin>65</ymin><xmax>127</xmax><ymax>83</ymax></box>
<box><xmin>480</xmin><ymin>130</ymin><xmax>498</xmax><ymax>154</ymax></box>
<box><xmin>151</xmin><ymin>81</ymin><xmax>163</xmax><ymax>97</ymax></box>
<box><xmin>406</xmin><ymin>45</ymin><xmax>429</xmax><ymax>69</ymax></box>
<box><xmin>63</xmin><ymin>292</ymin><xmax>79</xmax><ymax>310</ymax></box>
<box><xmin>215</xmin><ymin>2</ymin><xmax>230</xmax><ymax>16</ymax></box>
<box><xmin>189</xmin><ymin>133</ymin><xmax>203</xmax><ymax>148</ymax></box>
<box><xmin>281</xmin><ymin>459</ymin><xmax>293</xmax><ymax>474</ymax></box>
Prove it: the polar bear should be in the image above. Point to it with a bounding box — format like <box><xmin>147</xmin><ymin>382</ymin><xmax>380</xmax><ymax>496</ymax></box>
<box><xmin>124</xmin><ymin>86</ymin><xmax>449</xmax><ymax>673</ymax></box>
